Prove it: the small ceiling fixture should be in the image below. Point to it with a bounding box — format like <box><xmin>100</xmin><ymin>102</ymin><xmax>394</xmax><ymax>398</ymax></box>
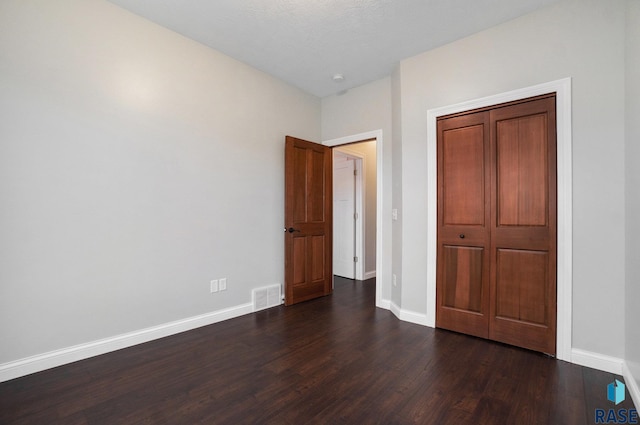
<box><xmin>332</xmin><ymin>73</ymin><xmax>345</xmax><ymax>83</ymax></box>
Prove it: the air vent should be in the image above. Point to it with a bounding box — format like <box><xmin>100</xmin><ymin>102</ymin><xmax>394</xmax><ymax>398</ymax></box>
<box><xmin>252</xmin><ymin>284</ymin><xmax>282</xmax><ymax>312</ymax></box>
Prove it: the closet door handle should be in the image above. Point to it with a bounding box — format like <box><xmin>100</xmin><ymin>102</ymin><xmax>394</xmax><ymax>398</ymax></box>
<box><xmin>459</xmin><ymin>234</ymin><xmax>465</xmax><ymax>239</ymax></box>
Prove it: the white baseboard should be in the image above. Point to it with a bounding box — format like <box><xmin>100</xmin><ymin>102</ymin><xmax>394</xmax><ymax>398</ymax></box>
<box><xmin>622</xmin><ymin>361</ymin><xmax>640</xmax><ymax>409</ymax></box>
<box><xmin>571</xmin><ymin>348</ymin><xmax>624</xmax><ymax>375</ymax></box>
<box><xmin>389</xmin><ymin>302</ymin><xmax>430</xmax><ymax>326</ymax></box>
<box><xmin>390</xmin><ymin>301</ymin><xmax>401</xmax><ymax>319</ymax></box>
<box><xmin>364</xmin><ymin>270</ymin><xmax>376</xmax><ymax>280</ymax></box>
<box><xmin>376</xmin><ymin>298</ymin><xmax>391</xmax><ymax>310</ymax></box>
<box><xmin>0</xmin><ymin>302</ymin><xmax>253</xmax><ymax>383</ymax></box>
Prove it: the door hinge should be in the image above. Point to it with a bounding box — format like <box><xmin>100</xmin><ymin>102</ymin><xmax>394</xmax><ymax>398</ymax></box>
<box><xmin>354</xmin><ymin>169</ymin><xmax>358</xmax><ymax>176</ymax></box>
<box><xmin>354</xmin><ymin>256</ymin><xmax>358</xmax><ymax>263</ymax></box>
<box><xmin>354</xmin><ymin>212</ymin><xmax>358</xmax><ymax>220</ymax></box>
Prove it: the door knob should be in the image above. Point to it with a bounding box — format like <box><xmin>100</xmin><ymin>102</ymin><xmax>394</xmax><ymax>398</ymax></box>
<box><xmin>459</xmin><ymin>234</ymin><xmax>465</xmax><ymax>239</ymax></box>
<box><xmin>288</xmin><ymin>227</ymin><xmax>300</xmax><ymax>233</ymax></box>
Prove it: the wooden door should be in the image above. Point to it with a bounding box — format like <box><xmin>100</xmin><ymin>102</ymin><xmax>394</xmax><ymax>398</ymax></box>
<box><xmin>284</xmin><ymin>136</ymin><xmax>333</xmax><ymax>305</ymax></box>
<box><xmin>333</xmin><ymin>152</ymin><xmax>356</xmax><ymax>279</ymax></box>
<box><xmin>489</xmin><ymin>97</ymin><xmax>557</xmax><ymax>354</ymax></box>
<box><xmin>436</xmin><ymin>111</ymin><xmax>491</xmax><ymax>339</ymax></box>
<box><xmin>436</xmin><ymin>95</ymin><xmax>557</xmax><ymax>355</ymax></box>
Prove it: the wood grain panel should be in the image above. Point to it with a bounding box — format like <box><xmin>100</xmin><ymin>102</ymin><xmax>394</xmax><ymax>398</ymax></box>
<box><xmin>496</xmin><ymin>120</ymin><xmax>519</xmax><ymax>225</ymax></box>
<box><xmin>442</xmin><ymin>246</ymin><xmax>483</xmax><ymax>312</ymax></box>
<box><xmin>293</xmin><ymin>147</ymin><xmax>307</xmax><ymax>224</ymax></box>
<box><xmin>517</xmin><ymin>114</ymin><xmax>547</xmax><ymax>226</ymax></box>
<box><xmin>311</xmin><ymin>235</ymin><xmax>325</xmax><ymax>281</ymax></box>
<box><xmin>310</xmin><ymin>150</ymin><xmax>325</xmax><ymax>222</ymax></box>
<box><xmin>495</xmin><ymin>249</ymin><xmax>547</xmax><ymax>325</ymax></box>
<box><xmin>292</xmin><ymin>237</ymin><xmax>306</xmax><ymax>285</ymax></box>
<box><xmin>442</xmin><ymin>125</ymin><xmax>485</xmax><ymax>226</ymax></box>
<box><xmin>497</xmin><ymin>114</ymin><xmax>548</xmax><ymax>226</ymax></box>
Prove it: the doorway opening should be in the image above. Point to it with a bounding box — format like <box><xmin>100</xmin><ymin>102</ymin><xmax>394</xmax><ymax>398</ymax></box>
<box><xmin>332</xmin><ymin>141</ymin><xmax>375</xmax><ymax>281</ymax></box>
<box><xmin>332</xmin><ymin>150</ymin><xmax>360</xmax><ymax>280</ymax></box>
<box><xmin>325</xmin><ymin>136</ymin><xmax>378</xmax><ymax>298</ymax></box>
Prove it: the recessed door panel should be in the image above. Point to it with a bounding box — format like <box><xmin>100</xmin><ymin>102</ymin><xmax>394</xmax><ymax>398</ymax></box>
<box><xmin>495</xmin><ymin>249</ymin><xmax>548</xmax><ymax>325</ymax></box>
<box><xmin>497</xmin><ymin>114</ymin><xmax>548</xmax><ymax>227</ymax></box>
<box><xmin>311</xmin><ymin>235</ymin><xmax>325</xmax><ymax>281</ymax></box>
<box><xmin>292</xmin><ymin>237</ymin><xmax>306</xmax><ymax>285</ymax></box>
<box><xmin>437</xmin><ymin>241</ymin><xmax>489</xmax><ymax>339</ymax></box>
<box><xmin>442</xmin><ymin>125</ymin><xmax>485</xmax><ymax>226</ymax></box>
<box><xmin>310</xmin><ymin>150</ymin><xmax>326</xmax><ymax>222</ymax></box>
<box><xmin>442</xmin><ymin>246</ymin><xmax>484</xmax><ymax>312</ymax></box>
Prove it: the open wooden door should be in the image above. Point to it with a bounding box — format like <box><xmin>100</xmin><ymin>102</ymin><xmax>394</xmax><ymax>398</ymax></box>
<box><xmin>284</xmin><ymin>136</ymin><xmax>333</xmax><ymax>305</ymax></box>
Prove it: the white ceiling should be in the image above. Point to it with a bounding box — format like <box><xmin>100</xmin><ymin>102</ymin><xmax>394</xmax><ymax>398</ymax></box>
<box><xmin>107</xmin><ymin>0</ymin><xmax>561</xmax><ymax>98</ymax></box>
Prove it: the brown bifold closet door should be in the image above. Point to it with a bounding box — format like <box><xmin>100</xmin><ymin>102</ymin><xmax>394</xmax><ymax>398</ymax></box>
<box><xmin>488</xmin><ymin>96</ymin><xmax>557</xmax><ymax>354</ymax></box>
<box><xmin>436</xmin><ymin>111</ymin><xmax>491</xmax><ymax>339</ymax></box>
<box><xmin>284</xmin><ymin>136</ymin><xmax>333</xmax><ymax>306</ymax></box>
<box><xmin>436</xmin><ymin>95</ymin><xmax>557</xmax><ymax>355</ymax></box>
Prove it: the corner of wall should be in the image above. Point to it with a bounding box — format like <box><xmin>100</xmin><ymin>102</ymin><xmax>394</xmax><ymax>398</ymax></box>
<box><xmin>625</xmin><ymin>0</ymin><xmax>640</xmax><ymax>402</ymax></box>
<box><xmin>391</xmin><ymin>65</ymin><xmax>403</xmax><ymax>308</ymax></box>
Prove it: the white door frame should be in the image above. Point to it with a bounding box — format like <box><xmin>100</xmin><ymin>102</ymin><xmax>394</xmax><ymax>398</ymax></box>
<box><xmin>323</xmin><ymin>130</ymin><xmax>383</xmax><ymax>308</ymax></box>
<box><xmin>426</xmin><ymin>78</ymin><xmax>573</xmax><ymax>362</ymax></box>
<box><xmin>333</xmin><ymin>147</ymin><xmax>365</xmax><ymax>280</ymax></box>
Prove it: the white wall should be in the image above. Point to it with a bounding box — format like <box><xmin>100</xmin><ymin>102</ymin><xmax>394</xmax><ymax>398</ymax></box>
<box><xmin>397</xmin><ymin>0</ymin><xmax>627</xmax><ymax>356</ymax></box>
<box><xmin>391</xmin><ymin>67</ymin><xmax>403</xmax><ymax>308</ymax></box>
<box><xmin>625</xmin><ymin>0</ymin><xmax>640</xmax><ymax>395</ymax></box>
<box><xmin>0</xmin><ymin>0</ymin><xmax>320</xmax><ymax>365</ymax></box>
<box><xmin>321</xmin><ymin>78</ymin><xmax>392</xmax><ymax>144</ymax></box>
<box><xmin>334</xmin><ymin>141</ymin><xmax>377</xmax><ymax>277</ymax></box>
<box><xmin>321</xmin><ymin>78</ymin><xmax>393</xmax><ymax>302</ymax></box>
<box><xmin>2</xmin><ymin>0</ymin><xmax>635</xmax><ymax>380</ymax></box>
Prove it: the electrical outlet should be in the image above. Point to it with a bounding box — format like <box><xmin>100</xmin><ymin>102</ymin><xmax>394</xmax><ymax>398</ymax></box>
<box><xmin>210</xmin><ymin>279</ymin><xmax>219</xmax><ymax>293</ymax></box>
<box><xmin>392</xmin><ymin>209</ymin><xmax>398</xmax><ymax>221</ymax></box>
<box><xmin>219</xmin><ymin>278</ymin><xmax>227</xmax><ymax>291</ymax></box>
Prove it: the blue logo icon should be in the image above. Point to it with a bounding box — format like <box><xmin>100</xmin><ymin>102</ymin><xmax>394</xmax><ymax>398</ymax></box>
<box><xmin>595</xmin><ymin>380</ymin><xmax>637</xmax><ymax>423</ymax></box>
<box><xmin>608</xmin><ymin>379</ymin><xmax>626</xmax><ymax>405</ymax></box>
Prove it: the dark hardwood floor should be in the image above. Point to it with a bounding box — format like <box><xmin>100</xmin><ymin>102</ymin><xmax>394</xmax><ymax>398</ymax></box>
<box><xmin>1</xmin><ymin>277</ymin><xmax>636</xmax><ymax>424</ymax></box>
